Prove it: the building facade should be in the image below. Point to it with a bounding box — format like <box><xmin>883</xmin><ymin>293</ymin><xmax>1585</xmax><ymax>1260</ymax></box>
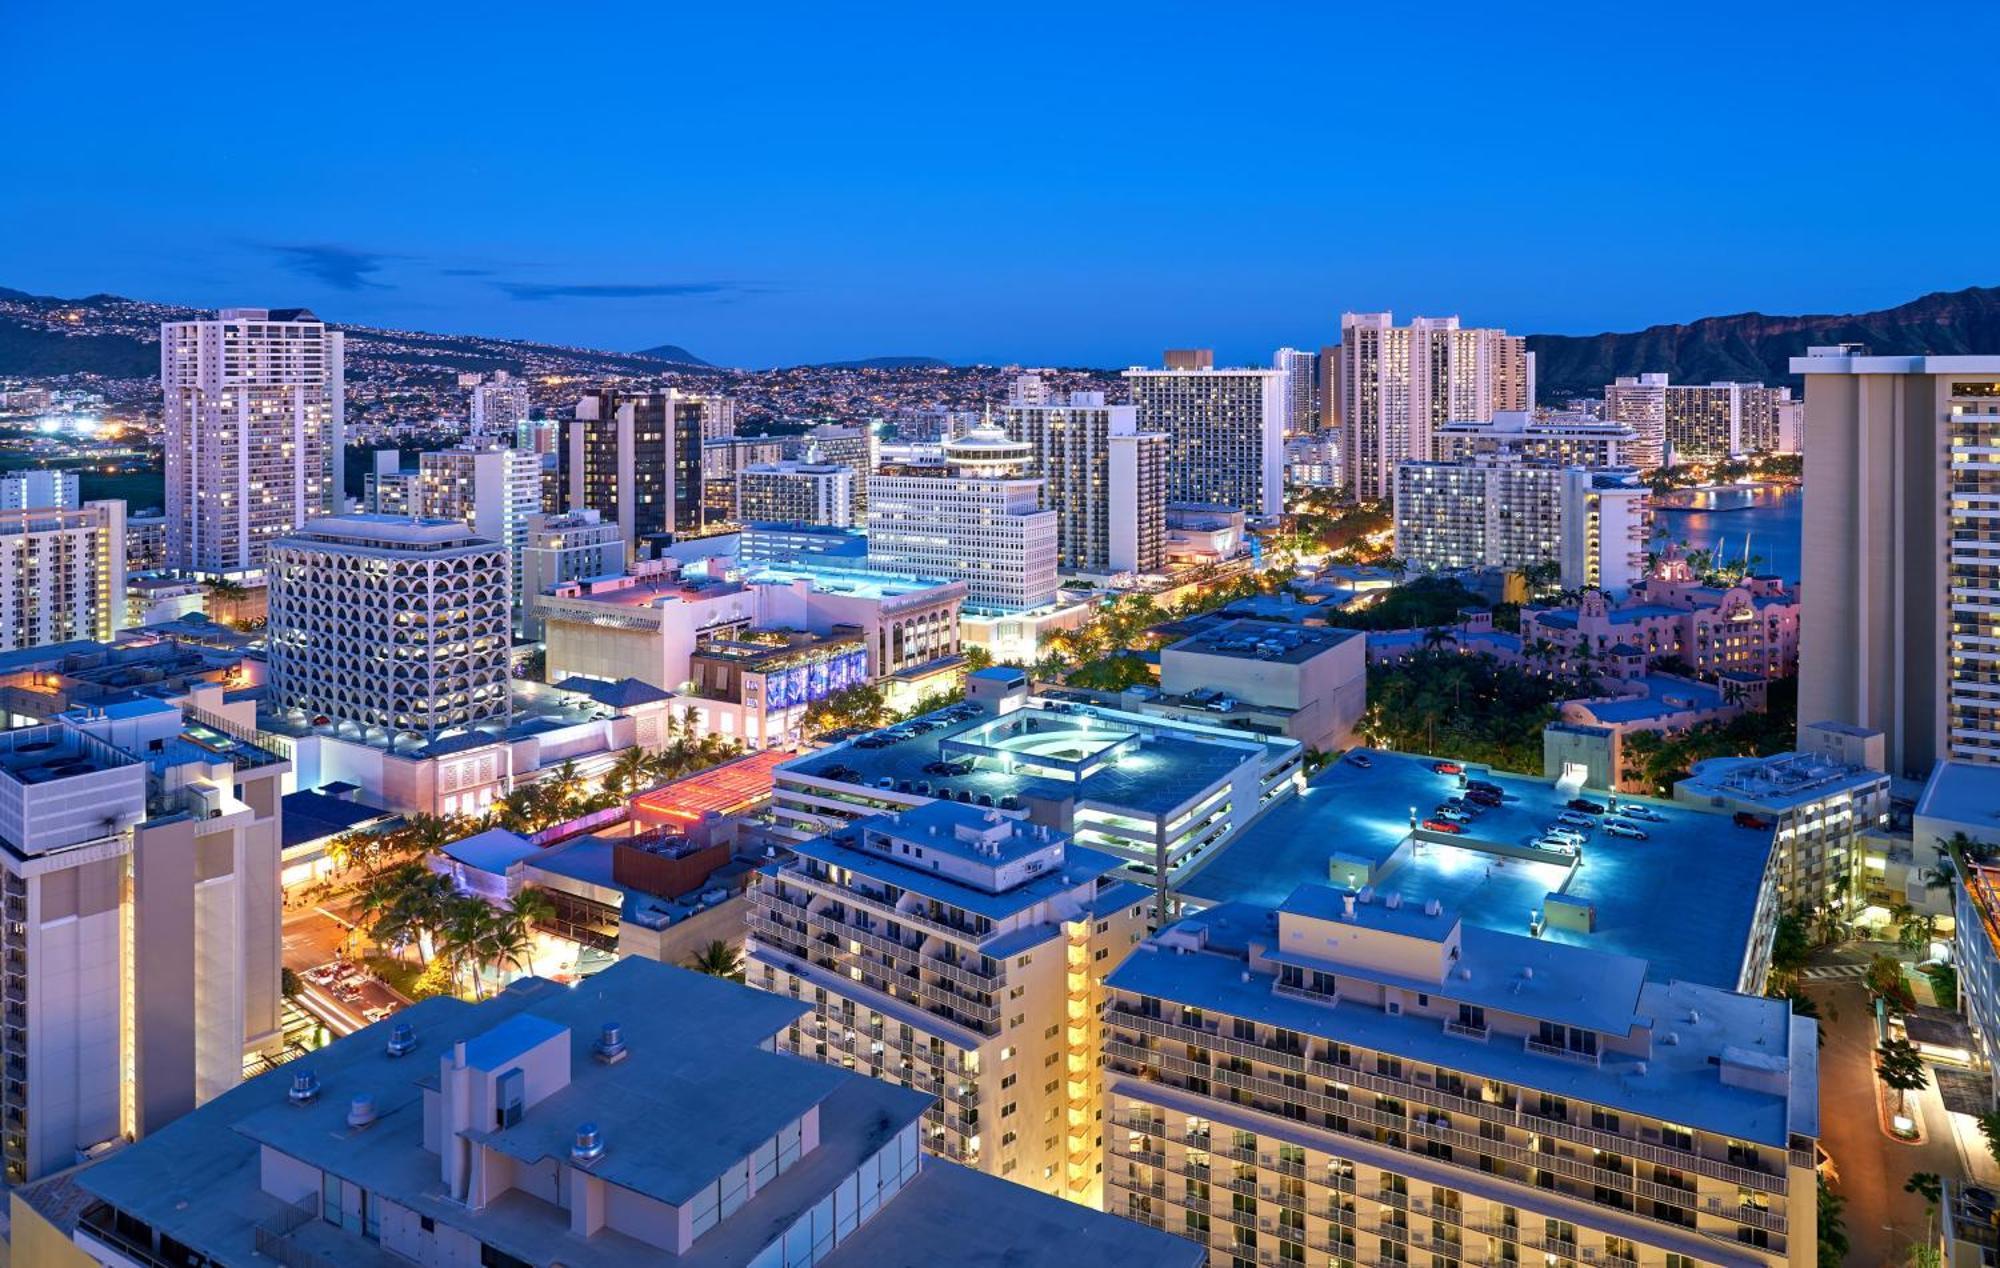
<box><xmin>266</xmin><ymin>515</ymin><xmax>512</xmax><ymax>741</ymax></box>
<box><xmin>465</xmin><ymin>370</ymin><xmax>530</xmax><ymax>443</ymax></box>
<box><xmin>1102</xmin><ymin>886</ymin><xmax>1820</xmax><ymax>1268</ymax></box>
<box><xmin>867</xmin><ymin>427</ymin><xmax>1059</xmax><ymax>613</ymax></box>
<box><xmin>791</xmin><ymin>424</ymin><xmax>877</xmax><ymax>520</ymax></box>
<box><xmin>1394</xmin><ymin>460</ymin><xmax>1651</xmax><ymax>595</ymax></box>
<box><xmin>1124</xmin><ymin>366</ymin><xmax>1285</xmax><ymax>523</ymax></box>
<box><xmin>160</xmin><ymin>307</ymin><xmax>344</xmax><ymax>577</ymax></box>
<box><xmin>1604</xmin><ymin>375</ymin><xmax>1670</xmax><ymax>470</ymax></box>
<box><xmin>1273</xmin><ymin>347</ymin><xmax>1322</xmax><ymax>436</ymax></box>
<box><xmin>1663</xmin><ymin>383</ymin><xmax>1789</xmax><ymax>463</ymax></box>
<box><xmin>1525</xmin><ymin>556</ymin><xmax>1801</xmax><ymax>681</ymax></box>
<box><xmin>1790</xmin><ymin>349</ymin><xmax>2000</xmax><ymax>776</ymax></box>
<box><xmin>1339</xmin><ymin>313</ymin><xmax>1530</xmax><ymax>502</ymax></box>
<box><xmin>0</xmin><ymin>501</ymin><xmax>127</xmax><ymax>648</ymax></box>
<box><xmin>519</xmin><ymin>509</ymin><xmax>626</xmax><ymax>639</ymax></box>
<box><xmin>737</xmin><ymin>461</ymin><xmax>856</xmax><ymax>528</ymax></box>
<box><xmin>0</xmin><ymin>698</ymin><xmax>287</xmax><ymax>1183</ymax></box>
<box><xmin>999</xmin><ymin>385</ymin><xmax>1170</xmax><ymax>576</ymax></box>
<box><xmin>0</xmin><ymin>469</ymin><xmax>79</xmax><ymax>510</ymax></box>
<box><xmin>418</xmin><ymin>442</ymin><xmax>542</xmax><ymax>609</ymax></box>
<box><xmin>1435</xmin><ymin>410</ymin><xmax>1635</xmax><ymax>470</ymax></box>
<box><xmin>562</xmin><ymin>388</ymin><xmax>707</xmax><ymax>553</ymax></box>
<box><xmin>746</xmin><ymin>802</ymin><xmax>1150</xmax><ymax>1201</ymax></box>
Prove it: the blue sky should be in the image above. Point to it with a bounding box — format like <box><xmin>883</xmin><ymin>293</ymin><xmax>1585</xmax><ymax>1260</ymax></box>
<box><xmin>4</xmin><ymin>1</ymin><xmax>1994</xmax><ymax>367</ymax></box>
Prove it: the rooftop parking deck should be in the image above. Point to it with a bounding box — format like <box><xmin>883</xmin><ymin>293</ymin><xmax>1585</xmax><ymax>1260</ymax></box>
<box><xmin>1178</xmin><ymin>749</ymin><xmax>1777</xmax><ymax>988</ymax></box>
<box><xmin>783</xmin><ymin>700</ymin><xmax>1291</xmax><ymax>818</ymax></box>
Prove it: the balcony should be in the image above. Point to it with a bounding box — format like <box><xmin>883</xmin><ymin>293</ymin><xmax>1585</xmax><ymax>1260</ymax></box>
<box><xmin>1524</xmin><ymin>1036</ymin><xmax>1601</xmax><ymax>1067</ymax></box>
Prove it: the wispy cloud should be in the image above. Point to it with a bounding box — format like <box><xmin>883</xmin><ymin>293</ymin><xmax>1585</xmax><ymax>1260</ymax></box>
<box><xmin>495</xmin><ymin>280</ymin><xmax>748</xmax><ymax>301</ymax></box>
<box><xmin>438</xmin><ymin>266</ymin><xmax>496</xmax><ymax>278</ymax></box>
<box><xmin>261</xmin><ymin>242</ymin><xmax>399</xmax><ymax>290</ymax></box>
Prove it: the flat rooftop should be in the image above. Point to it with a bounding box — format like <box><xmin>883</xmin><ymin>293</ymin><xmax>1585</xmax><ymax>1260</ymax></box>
<box><xmin>1178</xmin><ymin>749</ymin><xmax>1775</xmax><ymax>988</ymax></box>
<box><xmin>746</xmin><ymin>560</ymin><xmax>959</xmax><ymax>600</ymax></box>
<box><xmin>1580</xmin><ymin>675</ymin><xmax>1725</xmax><ymax>724</ymax></box>
<box><xmin>1168</xmin><ymin>618</ymin><xmax>1360</xmax><ymax>664</ymax></box>
<box><xmin>1917</xmin><ymin>760</ymin><xmax>2000</xmax><ymax>838</ymax></box>
<box><xmin>1110</xmin><ymin>898</ymin><xmax>1817</xmax><ymax>1147</ymax></box>
<box><xmin>1680</xmin><ymin>750</ymin><xmax>1886</xmax><ymax>810</ymax></box>
<box><xmin>782</xmin><ymin>699</ymin><xmax>1292</xmax><ymax>818</ymax></box>
<box><xmin>789</xmin><ymin>814</ymin><xmax>1127</xmax><ymax>922</ymax></box>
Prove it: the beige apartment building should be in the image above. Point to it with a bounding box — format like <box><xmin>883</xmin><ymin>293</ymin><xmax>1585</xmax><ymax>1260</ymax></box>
<box><xmin>1791</xmin><ymin>348</ymin><xmax>2000</xmax><ymax>776</ymax></box>
<box><xmin>745</xmin><ymin>801</ymin><xmax>1151</xmax><ymax>1205</ymax></box>
<box><xmin>1104</xmin><ymin>886</ymin><xmax>1820</xmax><ymax>1268</ymax></box>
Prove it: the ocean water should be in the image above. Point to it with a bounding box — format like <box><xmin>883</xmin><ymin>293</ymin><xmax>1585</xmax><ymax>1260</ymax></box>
<box><xmin>1650</xmin><ymin>485</ymin><xmax>1804</xmax><ymax>583</ymax></box>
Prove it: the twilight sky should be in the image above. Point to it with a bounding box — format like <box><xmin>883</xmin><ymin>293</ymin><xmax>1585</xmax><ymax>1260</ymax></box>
<box><xmin>4</xmin><ymin>1</ymin><xmax>1995</xmax><ymax>368</ymax></box>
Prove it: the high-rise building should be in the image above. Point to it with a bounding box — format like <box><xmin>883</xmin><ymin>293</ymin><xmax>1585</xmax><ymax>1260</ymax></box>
<box><xmin>736</xmin><ymin>461</ymin><xmax>856</xmax><ymax>527</ymax></box>
<box><xmin>518</xmin><ymin>508</ymin><xmax>625</xmax><ymax>639</ymax></box>
<box><xmin>999</xmin><ymin>384</ymin><xmax>1169</xmax><ymax>576</ymax></box>
<box><xmin>1604</xmin><ymin>374</ymin><xmax>1670</xmax><ymax>469</ymax></box>
<box><xmin>867</xmin><ymin>427</ymin><xmax>1058</xmax><ymax>613</ymax></box>
<box><xmin>746</xmin><ymin>801</ymin><xmax>1149</xmax><ymax>1202</ymax></box>
<box><xmin>1103</xmin><ymin>885</ymin><xmax>1820</xmax><ymax>1268</ymax></box>
<box><xmin>1338</xmin><ymin>313</ymin><xmax>1528</xmax><ymax>501</ymax></box>
<box><xmin>1163</xmin><ymin>348</ymin><xmax>1214</xmax><ymax>370</ymax></box>
<box><xmin>562</xmin><ymin>389</ymin><xmax>706</xmax><ymax>554</ymax></box>
<box><xmin>1273</xmin><ymin>346</ymin><xmax>1322</xmax><ymax>436</ymax></box>
<box><xmin>55</xmin><ymin>955</ymin><xmax>1200</xmax><ymax>1268</ymax></box>
<box><xmin>1663</xmin><ymin>382</ymin><xmax>1785</xmax><ymax>463</ymax></box>
<box><xmin>1791</xmin><ymin>348</ymin><xmax>2000</xmax><ymax>775</ymax></box>
<box><xmin>792</xmin><ymin>423</ymin><xmax>878</xmax><ymax>520</ymax></box>
<box><xmin>363</xmin><ymin>449</ymin><xmax>420</xmax><ymax>515</ymax></box>
<box><xmin>0</xmin><ymin>500</ymin><xmax>127</xmax><ymax>647</ymax></box>
<box><xmin>695</xmin><ymin>392</ymin><xmax>738</xmax><ymax>440</ymax></box>
<box><xmin>465</xmin><ymin>369</ymin><xmax>530</xmax><ymax>443</ymax></box>
<box><xmin>1394</xmin><ymin>459</ymin><xmax>1650</xmax><ymax>595</ymax></box>
<box><xmin>0</xmin><ymin>697</ymin><xmax>287</xmax><ymax>1183</ymax></box>
<box><xmin>417</xmin><ymin>441</ymin><xmax>543</xmax><ymax>607</ymax></box>
<box><xmin>266</xmin><ymin>515</ymin><xmax>512</xmax><ymax>741</ymax></box>
<box><xmin>1434</xmin><ymin>410</ymin><xmax>1636</xmax><ymax>470</ymax></box>
<box><xmin>1123</xmin><ymin>365</ymin><xmax>1285</xmax><ymax>523</ymax></box>
<box><xmin>0</xmin><ymin>469</ymin><xmax>78</xmax><ymax>509</ymax></box>
<box><xmin>160</xmin><ymin>307</ymin><xmax>344</xmax><ymax>577</ymax></box>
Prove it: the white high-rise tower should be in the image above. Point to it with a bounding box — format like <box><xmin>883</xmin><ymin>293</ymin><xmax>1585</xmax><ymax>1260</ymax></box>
<box><xmin>1338</xmin><ymin>312</ymin><xmax>1527</xmax><ymax>502</ymax></box>
<box><xmin>161</xmin><ymin>308</ymin><xmax>344</xmax><ymax>577</ymax></box>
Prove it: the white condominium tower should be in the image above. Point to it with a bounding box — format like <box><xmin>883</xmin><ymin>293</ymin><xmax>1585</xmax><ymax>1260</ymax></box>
<box><xmin>999</xmin><ymin>381</ymin><xmax>1170</xmax><ymax>576</ymax></box>
<box><xmin>867</xmin><ymin>427</ymin><xmax>1058</xmax><ymax>613</ymax></box>
<box><xmin>1664</xmin><ymin>382</ymin><xmax>1788</xmax><ymax>462</ymax></box>
<box><xmin>1273</xmin><ymin>347</ymin><xmax>1322</xmax><ymax>436</ymax></box>
<box><xmin>417</xmin><ymin>441</ymin><xmax>543</xmax><ymax>610</ymax></box>
<box><xmin>465</xmin><ymin>370</ymin><xmax>530</xmax><ymax>443</ymax></box>
<box><xmin>1604</xmin><ymin>374</ymin><xmax>1670</xmax><ymax>469</ymax></box>
<box><xmin>1124</xmin><ymin>364</ymin><xmax>1286</xmax><ymax>523</ymax></box>
<box><xmin>736</xmin><ymin>460</ymin><xmax>857</xmax><ymax>527</ymax></box>
<box><xmin>1792</xmin><ymin>347</ymin><xmax>2000</xmax><ymax>776</ymax></box>
<box><xmin>0</xmin><ymin>469</ymin><xmax>79</xmax><ymax>510</ymax></box>
<box><xmin>266</xmin><ymin>515</ymin><xmax>512</xmax><ymax>741</ymax></box>
<box><xmin>161</xmin><ymin>307</ymin><xmax>344</xmax><ymax>577</ymax></box>
<box><xmin>1394</xmin><ymin>459</ymin><xmax>1651</xmax><ymax>596</ymax></box>
<box><xmin>0</xmin><ymin>501</ymin><xmax>128</xmax><ymax>647</ymax></box>
<box><xmin>1338</xmin><ymin>313</ymin><xmax>1530</xmax><ymax>502</ymax></box>
<box><xmin>1103</xmin><ymin>886</ymin><xmax>1820</xmax><ymax>1268</ymax></box>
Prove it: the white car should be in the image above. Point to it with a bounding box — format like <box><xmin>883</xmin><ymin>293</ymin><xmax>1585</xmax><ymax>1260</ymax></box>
<box><xmin>1604</xmin><ymin>822</ymin><xmax>1649</xmax><ymax>840</ymax></box>
<box><xmin>1534</xmin><ymin>837</ymin><xmax>1580</xmax><ymax>855</ymax></box>
<box><xmin>1621</xmin><ymin>806</ymin><xmax>1664</xmax><ymax>822</ymax></box>
<box><xmin>1555</xmin><ymin>813</ymin><xmax>1594</xmax><ymax>830</ymax></box>
<box><xmin>1434</xmin><ymin>807</ymin><xmax>1471</xmax><ymax>823</ymax></box>
<box><xmin>1544</xmin><ymin>827</ymin><xmax>1586</xmax><ymax>846</ymax></box>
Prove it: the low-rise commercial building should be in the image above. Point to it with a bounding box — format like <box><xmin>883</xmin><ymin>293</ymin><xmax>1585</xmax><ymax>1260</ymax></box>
<box><xmin>1157</xmin><ymin>619</ymin><xmax>1366</xmax><ymax>752</ymax></box>
<box><xmin>55</xmin><ymin>956</ymin><xmax>1198</xmax><ymax>1268</ymax></box>
<box><xmin>747</xmin><ymin>801</ymin><xmax>1150</xmax><ymax>1200</ymax></box>
<box><xmin>1103</xmin><ymin>885</ymin><xmax>1820</xmax><ymax>1267</ymax></box>
<box><xmin>771</xmin><ymin>689</ymin><xmax>1304</xmax><ymax>902</ymax></box>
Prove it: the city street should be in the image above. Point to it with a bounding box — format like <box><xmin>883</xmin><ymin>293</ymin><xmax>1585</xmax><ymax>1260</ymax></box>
<box><xmin>1804</xmin><ymin>944</ymin><xmax>1997</xmax><ymax>1266</ymax></box>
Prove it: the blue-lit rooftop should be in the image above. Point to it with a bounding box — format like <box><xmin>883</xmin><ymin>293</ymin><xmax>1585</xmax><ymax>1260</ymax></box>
<box><xmin>1178</xmin><ymin>749</ymin><xmax>1776</xmax><ymax>988</ymax></box>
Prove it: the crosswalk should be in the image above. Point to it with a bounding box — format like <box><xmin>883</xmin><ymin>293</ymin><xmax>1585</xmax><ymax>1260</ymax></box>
<box><xmin>1800</xmin><ymin>963</ymin><xmax>1869</xmax><ymax>981</ymax></box>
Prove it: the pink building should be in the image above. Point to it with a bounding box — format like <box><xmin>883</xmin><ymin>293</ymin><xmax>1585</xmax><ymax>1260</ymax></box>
<box><xmin>1523</xmin><ymin>547</ymin><xmax>1800</xmax><ymax>681</ymax></box>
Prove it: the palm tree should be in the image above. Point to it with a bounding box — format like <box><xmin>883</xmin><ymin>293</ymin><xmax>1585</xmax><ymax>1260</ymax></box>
<box><xmin>361</xmin><ymin>862</ymin><xmax>454</xmax><ymax>965</ymax></box>
<box><xmin>479</xmin><ymin>909</ymin><xmax>535</xmax><ymax>988</ymax></box>
<box><xmin>686</xmin><ymin>939</ymin><xmax>745</xmax><ymax>982</ymax></box>
<box><xmin>438</xmin><ymin>895</ymin><xmax>499</xmax><ymax>999</ymax></box>
<box><xmin>1421</xmin><ymin>626</ymin><xmax>1457</xmax><ymax>654</ymax></box>
<box><xmin>602</xmin><ymin>746</ymin><xmax>655</xmax><ymax>799</ymax></box>
<box><xmin>507</xmin><ymin>888</ymin><xmax>556</xmax><ymax>976</ymax></box>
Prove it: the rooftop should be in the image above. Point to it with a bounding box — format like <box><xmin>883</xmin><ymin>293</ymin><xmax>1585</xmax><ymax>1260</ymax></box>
<box><xmin>1679</xmin><ymin>750</ymin><xmax>1888</xmax><ymax>811</ymax></box>
<box><xmin>1178</xmin><ymin>749</ymin><xmax>1776</xmax><ymax>988</ymax></box>
<box><xmin>783</xmin><ymin>698</ymin><xmax>1293</xmax><ymax>819</ymax></box>
<box><xmin>1575</xmin><ymin>675</ymin><xmax>1726</xmax><ymax>725</ymax></box>
<box><xmin>1167</xmin><ymin>618</ymin><xmax>1361</xmax><ymax>664</ymax></box>
<box><xmin>76</xmin><ymin>957</ymin><xmax>1188</xmax><ymax>1268</ymax></box>
<box><xmin>281</xmin><ymin>790</ymin><xmax>397</xmax><ymax>852</ymax></box>
<box><xmin>1108</xmin><ymin>894</ymin><xmax>1817</xmax><ymax>1147</ymax></box>
<box><xmin>1917</xmin><ymin>760</ymin><xmax>2000</xmax><ymax>840</ymax></box>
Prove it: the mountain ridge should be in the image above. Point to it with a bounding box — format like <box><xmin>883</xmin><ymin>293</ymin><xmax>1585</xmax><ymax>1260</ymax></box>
<box><xmin>1525</xmin><ymin>285</ymin><xmax>2000</xmax><ymax>399</ymax></box>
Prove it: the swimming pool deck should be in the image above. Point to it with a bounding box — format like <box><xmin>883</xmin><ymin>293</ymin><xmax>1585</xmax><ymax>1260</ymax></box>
<box><xmin>1177</xmin><ymin>749</ymin><xmax>1777</xmax><ymax>988</ymax></box>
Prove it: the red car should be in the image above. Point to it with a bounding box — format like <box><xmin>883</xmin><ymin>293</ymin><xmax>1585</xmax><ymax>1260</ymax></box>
<box><xmin>1733</xmin><ymin>812</ymin><xmax>1773</xmax><ymax>830</ymax></box>
<box><xmin>1421</xmin><ymin>818</ymin><xmax>1464</xmax><ymax>835</ymax></box>
<box><xmin>1432</xmin><ymin>761</ymin><xmax>1464</xmax><ymax>776</ymax></box>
